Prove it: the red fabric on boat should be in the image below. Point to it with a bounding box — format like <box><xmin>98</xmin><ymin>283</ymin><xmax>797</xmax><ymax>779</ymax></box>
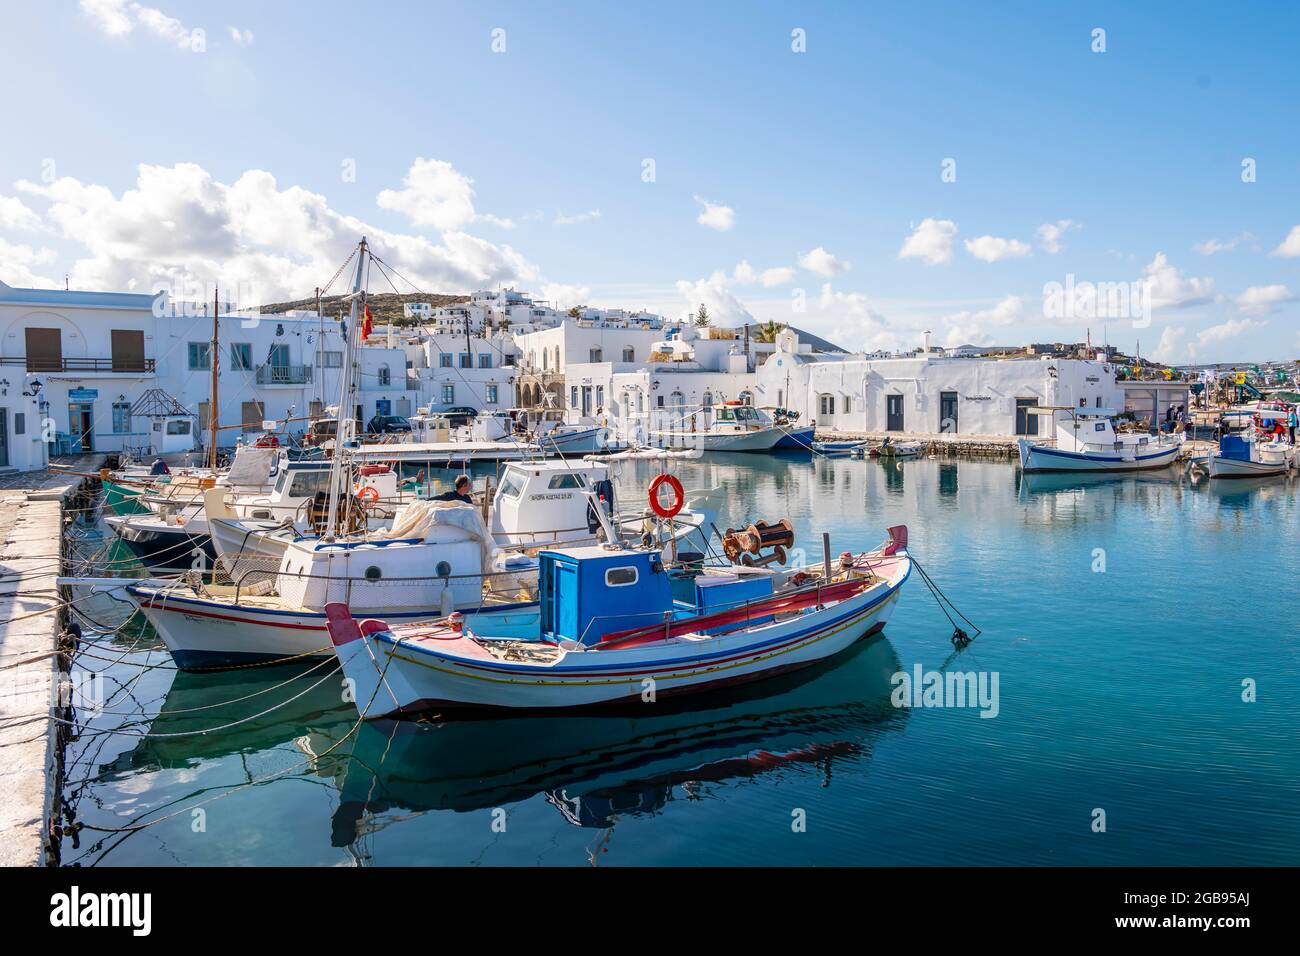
<box><xmin>325</xmin><ymin>603</ymin><xmax>362</xmax><ymax>646</ymax></box>
<box><xmin>594</xmin><ymin>578</ymin><xmax>870</xmax><ymax>650</ymax></box>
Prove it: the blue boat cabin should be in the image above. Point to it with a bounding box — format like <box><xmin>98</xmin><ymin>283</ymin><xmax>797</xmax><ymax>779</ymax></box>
<box><xmin>538</xmin><ymin>547</ymin><xmax>775</xmax><ymax>647</ymax></box>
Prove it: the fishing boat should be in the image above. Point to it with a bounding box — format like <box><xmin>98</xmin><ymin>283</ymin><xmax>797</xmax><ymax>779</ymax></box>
<box><xmin>1205</xmin><ymin>432</ymin><xmax>1295</xmax><ymax>479</ymax></box>
<box><xmin>326</xmin><ymin>521</ymin><xmax>911</xmax><ymax>716</ymax></box>
<box><xmin>1016</xmin><ymin>407</ymin><xmax>1183</xmax><ymax>473</ymax></box>
<box><xmin>648</xmin><ymin>402</ymin><xmax>786</xmax><ymax>453</ymax></box>
<box><xmin>585</xmin><ymin>446</ymin><xmax>702</xmax><ymax>461</ymax></box>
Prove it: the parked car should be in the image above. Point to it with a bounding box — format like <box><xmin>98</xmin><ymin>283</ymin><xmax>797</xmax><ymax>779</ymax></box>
<box><xmin>366</xmin><ymin>415</ymin><xmax>412</xmax><ymax>435</ymax></box>
<box><xmin>441</xmin><ymin>406</ymin><xmax>479</xmax><ymax>429</ymax></box>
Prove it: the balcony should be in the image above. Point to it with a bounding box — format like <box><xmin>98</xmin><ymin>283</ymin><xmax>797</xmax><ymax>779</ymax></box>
<box><xmin>254</xmin><ymin>364</ymin><xmax>312</xmax><ymax>385</ymax></box>
<box><xmin>1</xmin><ymin>356</ymin><xmax>156</xmax><ymax>373</ymax></box>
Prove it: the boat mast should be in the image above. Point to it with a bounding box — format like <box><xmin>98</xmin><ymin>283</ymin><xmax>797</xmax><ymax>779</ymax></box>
<box><xmin>324</xmin><ymin>238</ymin><xmax>369</xmax><ymax>541</ymax></box>
<box><xmin>209</xmin><ymin>283</ymin><xmax>220</xmax><ymax>470</ymax></box>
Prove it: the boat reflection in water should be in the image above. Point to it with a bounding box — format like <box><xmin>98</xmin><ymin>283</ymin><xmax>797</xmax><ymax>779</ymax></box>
<box><xmin>327</xmin><ymin>634</ymin><xmax>907</xmax><ymax>845</ymax></box>
<box><xmin>100</xmin><ymin>661</ymin><xmax>356</xmax><ymax>775</ymax></box>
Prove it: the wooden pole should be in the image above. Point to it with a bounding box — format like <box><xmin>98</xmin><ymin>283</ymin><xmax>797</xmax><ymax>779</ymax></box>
<box><xmin>209</xmin><ymin>284</ymin><xmax>220</xmax><ymax>469</ymax></box>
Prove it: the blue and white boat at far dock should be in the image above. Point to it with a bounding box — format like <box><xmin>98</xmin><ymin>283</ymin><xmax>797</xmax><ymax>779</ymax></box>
<box><xmin>326</xmin><ymin>523</ymin><xmax>912</xmax><ymax>716</ymax></box>
<box><xmin>1017</xmin><ymin>407</ymin><xmax>1183</xmax><ymax>474</ymax></box>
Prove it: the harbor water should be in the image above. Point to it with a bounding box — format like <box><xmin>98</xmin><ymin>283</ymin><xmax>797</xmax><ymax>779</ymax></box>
<box><xmin>60</xmin><ymin>455</ymin><xmax>1300</xmax><ymax>865</ymax></box>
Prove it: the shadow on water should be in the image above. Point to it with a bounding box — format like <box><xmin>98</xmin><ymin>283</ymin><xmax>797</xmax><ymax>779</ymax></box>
<box><xmin>328</xmin><ymin>635</ymin><xmax>906</xmax><ymax>844</ymax></box>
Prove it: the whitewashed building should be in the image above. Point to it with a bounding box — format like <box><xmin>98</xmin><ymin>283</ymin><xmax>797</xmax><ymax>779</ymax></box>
<box><xmin>755</xmin><ymin>328</ymin><xmax>1125</xmax><ymax>438</ymax></box>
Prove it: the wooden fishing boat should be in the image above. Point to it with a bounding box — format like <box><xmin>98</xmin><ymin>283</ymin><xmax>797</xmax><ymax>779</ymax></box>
<box><xmin>1016</xmin><ymin>406</ymin><xmax>1182</xmax><ymax>473</ymax></box>
<box><xmin>327</xmin><ymin>526</ymin><xmax>911</xmax><ymax>716</ymax></box>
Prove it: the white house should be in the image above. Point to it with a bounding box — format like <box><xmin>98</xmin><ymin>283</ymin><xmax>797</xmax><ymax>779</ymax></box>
<box><xmin>756</xmin><ymin>328</ymin><xmax>1125</xmax><ymax>438</ymax></box>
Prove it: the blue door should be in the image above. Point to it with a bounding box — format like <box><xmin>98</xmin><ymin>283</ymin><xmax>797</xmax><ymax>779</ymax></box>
<box><xmin>375</xmin><ymin>399</ymin><xmax>391</xmax><ymax>416</ymax></box>
<box><xmin>553</xmin><ymin>561</ymin><xmax>578</xmax><ymax>642</ymax></box>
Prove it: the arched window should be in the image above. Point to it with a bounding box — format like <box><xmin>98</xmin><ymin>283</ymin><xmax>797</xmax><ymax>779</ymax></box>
<box><xmin>623</xmin><ymin>346</ymin><xmax>635</xmax><ymax>363</ymax></box>
<box><xmin>739</xmin><ymin>390</ymin><xmax>753</xmax><ymax>406</ymax></box>
<box><xmin>819</xmin><ymin>394</ymin><xmax>836</xmax><ymax>416</ymax></box>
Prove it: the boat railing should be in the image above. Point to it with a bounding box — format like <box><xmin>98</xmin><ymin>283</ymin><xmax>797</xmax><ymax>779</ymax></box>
<box><xmin>209</xmin><ymin>553</ymin><xmax>536</xmax><ymax>607</ymax></box>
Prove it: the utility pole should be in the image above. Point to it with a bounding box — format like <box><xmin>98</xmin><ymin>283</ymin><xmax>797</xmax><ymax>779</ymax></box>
<box><xmin>209</xmin><ymin>284</ymin><xmax>220</xmax><ymax>469</ymax></box>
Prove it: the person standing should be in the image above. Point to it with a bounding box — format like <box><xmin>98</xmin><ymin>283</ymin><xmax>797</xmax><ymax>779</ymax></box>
<box><xmin>1288</xmin><ymin>407</ymin><xmax>1298</xmax><ymax>445</ymax></box>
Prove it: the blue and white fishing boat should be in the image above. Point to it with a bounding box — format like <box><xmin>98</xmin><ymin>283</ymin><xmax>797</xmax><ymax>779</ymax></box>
<box><xmin>1017</xmin><ymin>407</ymin><xmax>1183</xmax><ymax>473</ymax></box>
<box><xmin>812</xmin><ymin>439</ymin><xmax>869</xmax><ymax>456</ymax></box>
<box><xmin>1205</xmin><ymin>432</ymin><xmax>1295</xmax><ymax>479</ymax></box>
<box><xmin>327</xmin><ymin>526</ymin><xmax>911</xmax><ymax>716</ymax></box>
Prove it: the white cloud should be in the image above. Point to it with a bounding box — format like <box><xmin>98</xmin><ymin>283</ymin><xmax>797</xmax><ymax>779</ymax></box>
<box><xmin>675</xmin><ymin>270</ymin><xmax>752</xmax><ymax>325</ymax></box>
<box><xmin>898</xmin><ymin>218</ymin><xmax>957</xmax><ymax>265</ymax></box>
<box><xmin>1193</xmin><ymin>232</ymin><xmax>1252</xmax><ymax>256</ymax></box>
<box><xmin>553</xmin><ymin>209</ymin><xmax>600</xmax><ymax>226</ymax></box>
<box><xmin>1270</xmin><ymin>225</ymin><xmax>1300</xmax><ymax>258</ymax></box>
<box><xmin>1188</xmin><ymin>319</ymin><xmax>1265</xmax><ymax>358</ymax></box>
<box><xmin>540</xmin><ymin>283</ymin><xmax>591</xmax><ymax>311</ymax></box>
<box><xmin>80</xmin><ymin>0</ymin><xmax>134</xmax><ymax>36</ymax></box>
<box><xmin>964</xmin><ymin>235</ymin><xmax>1032</xmax><ymax>263</ymax></box>
<box><xmin>693</xmin><ymin>196</ymin><xmax>734</xmax><ymax>232</ymax></box>
<box><xmin>940</xmin><ymin>295</ymin><xmax>1024</xmax><ymax>347</ymax></box>
<box><xmin>376</xmin><ymin>157</ymin><xmax>514</xmax><ymax>231</ymax></box>
<box><xmin>1036</xmin><ymin>219</ymin><xmax>1077</xmax><ymax>254</ymax></box>
<box><xmin>760</xmin><ymin>266</ymin><xmax>795</xmax><ymax>287</ymax></box>
<box><xmin>1151</xmin><ymin>326</ymin><xmax>1188</xmax><ymax>364</ymax></box>
<box><xmin>797</xmin><ymin>246</ymin><xmax>849</xmax><ymax>276</ymax></box>
<box><xmin>13</xmin><ymin>161</ymin><xmax>540</xmax><ymax>302</ymax></box>
<box><xmin>0</xmin><ymin>238</ymin><xmax>58</xmax><ymax>288</ymax></box>
<box><xmin>816</xmin><ymin>284</ymin><xmax>902</xmax><ymax>353</ymax></box>
<box><xmin>1141</xmin><ymin>252</ymin><xmax>1214</xmax><ymax>310</ymax></box>
<box><xmin>0</xmin><ymin>195</ymin><xmax>43</xmax><ymax>231</ymax></box>
<box><xmin>1235</xmin><ymin>284</ymin><xmax>1296</xmax><ymax>316</ymax></box>
<box><xmin>80</xmin><ymin>2</ymin><xmax>206</xmax><ymax>48</ymax></box>
<box><xmin>228</xmin><ymin>26</ymin><xmax>254</xmax><ymax>48</ymax></box>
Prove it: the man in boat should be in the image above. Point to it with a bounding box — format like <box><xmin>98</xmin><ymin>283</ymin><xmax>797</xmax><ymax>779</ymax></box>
<box><xmin>432</xmin><ymin>474</ymin><xmax>473</xmax><ymax>504</ymax></box>
<box><xmin>149</xmin><ymin>458</ymin><xmax>170</xmax><ymax>476</ymax></box>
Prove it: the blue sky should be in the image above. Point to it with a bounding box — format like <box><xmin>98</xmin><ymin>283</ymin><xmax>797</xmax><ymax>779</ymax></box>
<box><xmin>2</xmin><ymin>1</ymin><xmax>1298</xmax><ymax>362</ymax></box>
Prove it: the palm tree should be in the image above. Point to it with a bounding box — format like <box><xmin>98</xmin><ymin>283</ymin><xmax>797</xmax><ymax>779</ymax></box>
<box><xmin>754</xmin><ymin>320</ymin><xmax>784</xmax><ymax>344</ymax></box>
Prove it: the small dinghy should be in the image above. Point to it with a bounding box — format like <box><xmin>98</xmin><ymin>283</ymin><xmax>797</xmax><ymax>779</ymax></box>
<box><xmin>327</xmin><ymin>522</ymin><xmax>911</xmax><ymax>716</ymax></box>
<box><xmin>811</xmin><ymin>439</ymin><xmax>869</xmax><ymax>456</ymax></box>
<box><xmin>870</xmin><ymin>438</ymin><xmax>923</xmax><ymax>459</ymax></box>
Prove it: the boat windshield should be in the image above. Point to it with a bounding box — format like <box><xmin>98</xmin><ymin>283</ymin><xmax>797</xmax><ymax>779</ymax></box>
<box><xmin>716</xmin><ymin>406</ymin><xmax>759</xmax><ymax>423</ymax></box>
<box><xmin>498</xmin><ymin>471</ymin><xmax>526</xmax><ymax>499</ymax></box>
<box><xmin>288</xmin><ymin>470</ymin><xmax>332</xmax><ymax>498</ymax></box>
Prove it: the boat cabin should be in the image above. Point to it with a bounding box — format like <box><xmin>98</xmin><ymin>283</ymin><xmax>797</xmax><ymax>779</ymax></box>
<box><xmin>490</xmin><ymin>461</ymin><xmax>615</xmax><ymax>546</ymax></box>
<box><xmin>540</xmin><ymin>547</ymin><xmax>670</xmax><ymax>646</ymax></box>
<box><xmin>538</xmin><ymin>546</ymin><xmax>777</xmax><ymax>647</ymax></box>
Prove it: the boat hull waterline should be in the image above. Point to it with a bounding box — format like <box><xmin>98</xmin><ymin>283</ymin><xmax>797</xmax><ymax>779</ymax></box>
<box><xmin>1017</xmin><ymin>439</ymin><xmax>1183</xmax><ymax>473</ymax></box>
<box><xmin>330</xmin><ymin>557</ymin><xmax>909</xmax><ymax>715</ymax></box>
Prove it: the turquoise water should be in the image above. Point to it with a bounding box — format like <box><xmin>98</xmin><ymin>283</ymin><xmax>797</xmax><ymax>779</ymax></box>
<box><xmin>59</xmin><ymin>457</ymin><xmax>1300</xmax><ymax>865</ymax></box>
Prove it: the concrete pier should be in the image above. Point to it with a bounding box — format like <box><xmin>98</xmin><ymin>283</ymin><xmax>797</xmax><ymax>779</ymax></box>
<box><xmin>0</xmin><ymin>456</ymin><xmax>104</xmax><ymax>866</ymax></box>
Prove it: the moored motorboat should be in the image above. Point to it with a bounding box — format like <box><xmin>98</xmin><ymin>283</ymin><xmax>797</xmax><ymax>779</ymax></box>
<box><xmin>1017</xmin><ymin>407</ymin><xmax>1182</xmax><ymax>473</ymax></box>
<box><xmin>327</xmin><ymin>525</ymin><xmax>911</xmax><ymax>716</ymax></box>
<box><xmin>1206</xmin><ymin>432</ymin><xmax>1295</xmax><ymax>479</ymax></box>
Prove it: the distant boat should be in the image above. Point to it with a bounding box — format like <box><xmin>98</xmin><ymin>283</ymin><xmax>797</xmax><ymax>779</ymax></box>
<box><xmin>1017</xmin><ymin>407</ymin><xmax>1182</xmax><ymax>473</ymax></box>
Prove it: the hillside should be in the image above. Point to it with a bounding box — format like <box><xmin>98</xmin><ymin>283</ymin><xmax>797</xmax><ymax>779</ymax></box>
<box><xmin>260</xmin><ymin>291</ymin><xmax>468</xmax><ymax>327</ymax></box>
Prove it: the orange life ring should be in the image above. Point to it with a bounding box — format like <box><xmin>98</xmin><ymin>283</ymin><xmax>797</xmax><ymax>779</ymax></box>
<box><xmin>648</xmin><ymin>473</ymin><xmax>684</xmax><ymax>519</ymax></box>
<box><xmin>357</xmin><ymin>485</ymin><xmax>380</xmax><ymax>504</ymax></box>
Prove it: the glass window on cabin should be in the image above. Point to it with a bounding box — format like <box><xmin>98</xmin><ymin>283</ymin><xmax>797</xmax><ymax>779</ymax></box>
<box><xmin>717</xmin><ymin>407</ymin><xmax>735</xmax><ymax>421</ymax></box>
<box><xmin>290</xmin><ymin>470</ymin><xmax>332</xmax><ymax>498</ymax></box>
<box><xmin>547</xmin><ymin>473</ymin><xmax>586</xmax><ymax>489</ymax></box>
<box><xmin>498</xmin><ymin>472</ymin><xmax>525</xmax><ymax>499</ymax></box>
<box><xmin>606</xmin><ymin>566</ymin><xmax>639</xmax><ymax>587</ymax></box>
<box><xmin>166</xmin><ymin>419</ymin><xmax>190</xmax><ymax>435</ymax></box>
